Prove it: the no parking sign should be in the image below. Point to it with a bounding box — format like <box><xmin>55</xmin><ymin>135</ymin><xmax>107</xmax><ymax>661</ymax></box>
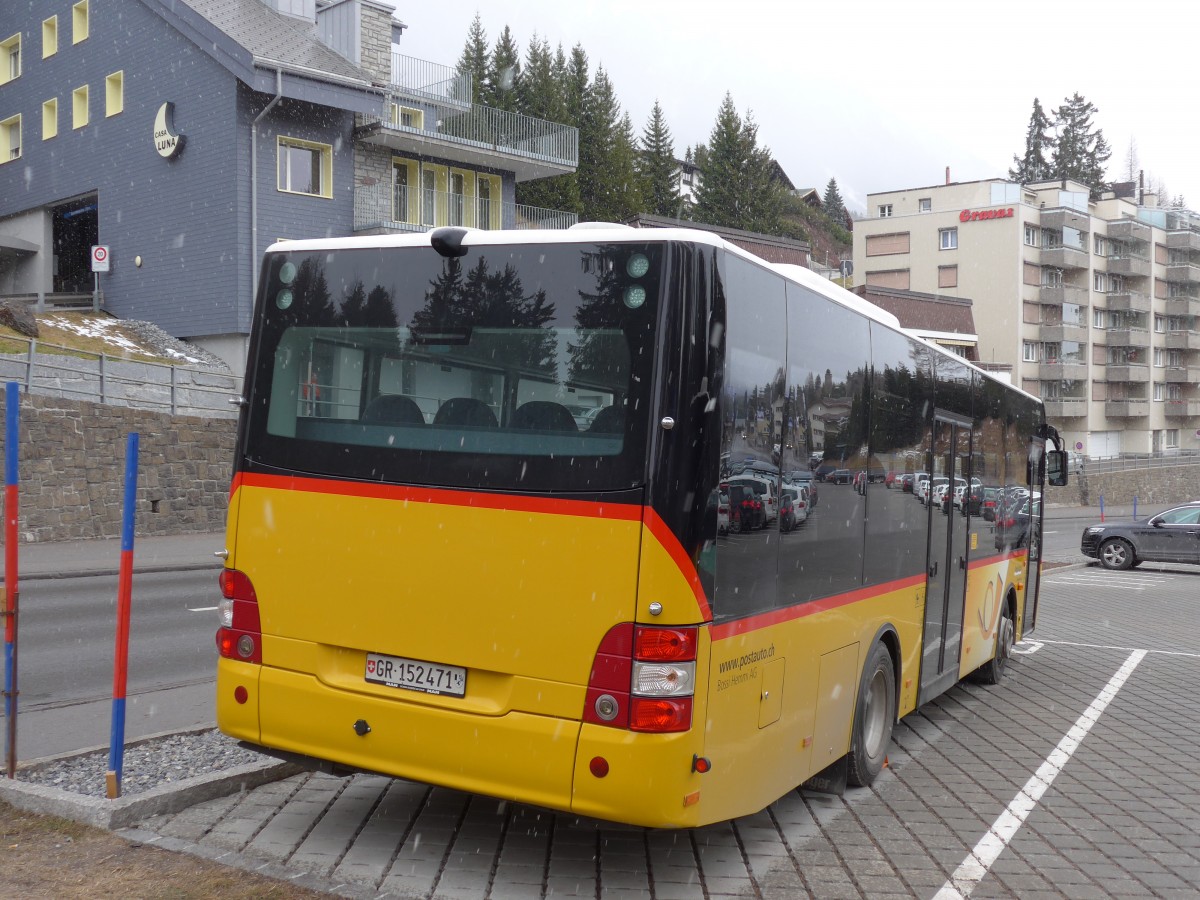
<box><xmin>91</xmin><ymin>245</ymin><xmax>110</xmax><ymax>272</ymax></box>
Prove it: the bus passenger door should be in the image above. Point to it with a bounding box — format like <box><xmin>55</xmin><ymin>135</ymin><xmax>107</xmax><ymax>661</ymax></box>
<box><xmin>919</xmin><ymin>415</ymin><xmax>971</xmax><ymax>705</ymax></box>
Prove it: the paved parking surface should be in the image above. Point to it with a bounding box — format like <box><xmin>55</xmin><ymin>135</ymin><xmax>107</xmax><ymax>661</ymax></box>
<box><xmin>127</xmin><ymin>564</ymin><xmax>1200</xmax><ymax>899</ymax></box>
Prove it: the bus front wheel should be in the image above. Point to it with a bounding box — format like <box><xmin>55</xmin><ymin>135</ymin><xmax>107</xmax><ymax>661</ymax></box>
<box><xmin>846</xmin><ymin>641</ymin><xmax>896</xmax><ymax>787</ymax></box>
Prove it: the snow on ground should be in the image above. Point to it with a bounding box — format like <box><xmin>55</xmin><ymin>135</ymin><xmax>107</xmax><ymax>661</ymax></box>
<box><xmin>40</xmin><ymin>314</ymin><xmax>224</xmax><ymax>368</ymax></box>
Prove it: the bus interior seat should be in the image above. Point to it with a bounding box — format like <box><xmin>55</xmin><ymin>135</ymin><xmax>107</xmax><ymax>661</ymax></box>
<box><xmin>361</xmin><ymin>394</ymin><xmax>425</xmax><ymax>426</ymax></box>
<box><xmin>433</xmin><ymin>397</ymin><xmax>498</xmax><ymax>428</ymax></box>
<box><xmin>587</xmin><ymin>405</ymin><xmax>624</xmax><ymax>434</ymax></box>
<box><xmin>513</xmin><ymin>401</ymin><xmax>578</xmax><ymax>432</ymax></box>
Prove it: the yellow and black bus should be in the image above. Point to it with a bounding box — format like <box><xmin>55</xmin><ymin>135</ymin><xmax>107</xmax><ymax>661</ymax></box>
<box><xmin>216</xmin><ymin>225</ymin><xmax>1066</xmax><ymax>827</ymax></box>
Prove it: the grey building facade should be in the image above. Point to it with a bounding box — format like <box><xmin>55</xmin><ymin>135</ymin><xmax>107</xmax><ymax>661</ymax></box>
<box><xmin>0</xmin><ymin>0</ymin><xmax>578</xmax><ymax>371</ymax></box>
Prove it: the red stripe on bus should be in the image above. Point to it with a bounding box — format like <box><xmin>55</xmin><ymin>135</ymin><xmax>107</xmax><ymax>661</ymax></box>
<box><xmin>642</xmin><ymin>508</ymin><xmax>712</xmax><ymax>621</ymax></box>
<box><xmin>710</xmin><ymin>573</ymin><xmax>926</xmax><ymax>641</ymax></box>
<box><xmin>231</xmin><ymin>471</ymin><xmax>643</xmax><ymax>521</ymax></box>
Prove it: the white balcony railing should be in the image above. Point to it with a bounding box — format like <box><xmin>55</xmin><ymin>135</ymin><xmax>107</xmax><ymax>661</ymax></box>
<box><xmin>353</xmin><ymin>184</ymin><xmax>577</xmax><ymax>233</ymax></box>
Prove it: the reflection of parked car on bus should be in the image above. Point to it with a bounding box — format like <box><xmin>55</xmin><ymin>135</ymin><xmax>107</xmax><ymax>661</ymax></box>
<box><xmin>724</xmin><ymin>483</ymin><xmax>764</xmax><ymax>532</ymax></box>
<box><xmin>830</xmin><ymin>469</ymin><xmax>851</xmax><ymax>484</ymax></box>
<box><xmin>728</xmin><ymin>474</ymin><xmax>778</xmax><ymax>522</ymax></box>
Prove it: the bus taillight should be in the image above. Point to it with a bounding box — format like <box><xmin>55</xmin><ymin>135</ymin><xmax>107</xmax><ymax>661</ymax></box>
<box><xmin>584</xmin><ymin>624</ymin><xmax>697</xmax><ymax>733</ymax></box>
<box><xmin>216</xmin><ymin>568</ymin><xmax>262</xmax><ymax>664</ymax></box>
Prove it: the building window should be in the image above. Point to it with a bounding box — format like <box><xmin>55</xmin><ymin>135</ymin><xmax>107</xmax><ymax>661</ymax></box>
<box><xmin>1023</xmin><ymin>341</ymin><xmax>1039</xmax><ymax>362</ymax></box>
<box><xmin>1153</xmin><ymin>382</ymin><xmax>1165</xmax><ymax>402</ymax></box>
<box><xmin>918</xmin><ymin>198</ymin><xmax>931</xmax><ymax>213</ymax></box>
<box><xmin>1153</xmin><ymin>348</ymin><xmax>1164</xmax><ymax>367</ymax></box>
<box><xmin>277</xmin><ymin>137</ymin><xmax>332</xmax><ymax>197</ymax></box>
<box><xmin>1166</xmin><ymin>429</ymin><xmax>1179</xmax><ymax>448</ymax></box>
<box><xmin>42</xmin><ymin>98</ymin><xmax>57</xmax><ymax>140</ymax></box>
<box><xmin>73</xmin><ymin>1</ymin><xmax>89</xmax><ymax>44</ymax></box>
<box><xmin>389</xmin><ymin>103</ymin><xmax>423</xmax><ymax>129</ymax></box>
<box><xmin>1094</xmin><ymin>234</ymin><xmax>1107</xmax><ymax>256</ymax></box>
<box><xmin>1093</xmin><ymin>272</ymin><xmax>1107</xmax><ymax>293</ymax></box>
<box><xmin>105</xmin><ymin>72</ymin><xmax>123</xmax><ymax>117</ymax></box>
<box><xmin>938</xmin><ymin>265</ymin><xmax>958</xmax><ymax>288</ymax></box>
<box><xmin>877</xmin><ymin>204</ymin><xmax>892</xmax><ymax>218</ymax></box>
<box><xmin>0</xmin><ymin>34</ymin><xmax>19</xmax><ymax>86</ymax></box>
<box><xmin>865</xmin><ymin>232</ymin><xmax>910</xmax><ymax>256</ymax></box>
<box><xmin>939</xmin><ymin>228</ymin><xmax>958</xmax><ymax>250</ymax></box>
<box><xmin>72</xmin><ymin>85</ymin><xmax>88</xmax><ymax>129</ymax></box>
<box><xmin>1154</xmin><ymin>314</ymin><xmax>1166</xmax><ymax>333</ymax></box>
<box><xmin>0</xmin><ymin>114</ymin><xmax>20</xmax><ymax>162</ymax></box>
<box><xmin>1024</xmin><ymin>224</ymin><xmax>1038</xmax><ymax>246</ymax></box>
<box><xmin>477</xmin><ymin>173</ymin><xmax>501</xmax><ymax>229</ymax></box>
<box><xmin>1092</xmin><ymin>308</ymin><xmax>1105</xmax><ymax>329</ymax></box>
<box><xmin>43</xmin><ymin>17</ymin><xmax>58</xmax><ymax>57</ymax></box>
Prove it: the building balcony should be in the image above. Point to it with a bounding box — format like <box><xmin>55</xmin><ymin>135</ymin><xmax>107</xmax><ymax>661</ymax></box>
<box><xmin>1104</xmin><ymin>290</ymin><xmax>1150</xmax><ymax>313</ymax></box>
<box><xmin>1039</xmin><ymin>284</ymin><xmax>1088</xmax><ymax>305</ymax></box>
<box><xmin>1166</xmin><ymin>230</ymin><xmax>1200</xmax><ymax>252</ymax></box>
<box><xmin>1165</xmin><ymin>366</ymin><xmax>1195</xmax><ymax>384</ymax></box>
<box><xmin>1164</xmin><ymin>399</ymin><xmax>1200</xmax><ymax>418</ymax></box>
<box><xmin>1106</xmin><ymin>327</ymin><xmax>1151</xmax><ymax>348</ymax></box>
<box><xmin>1039</xmin><ymin>323</ymin><xmax>1088</xmax><ymax>344</ymax></box>
<box><xmin>1165</xmin><ymin>262</ymin><xmax>1200</xmax><ymax>284</ymax></box>
<box><xmin>352</xmin><ymin>184</ymin><xmax>577</xmax><ymax>234</ymax></box>
<box><xmin>1164</xmin><ymin>296</ymin><xmax>1200</xmax><ymax>317</ymax></box>
<box><xmin>1041</xmin><ymin>208</ymin><xmax>1090</xmax><ymax>231</ymax></box>
<box><xmin>1037</xmin><ymin>361</ymin><xmax>1088</xmax><ymax>381</ymax></box>
<box><xmin>1103</xmin><ymin>364</ymin><xmax>1150</xmax><ymax>384</ymax></box>
<box><xmin>1106</xmin><ymin>254</ymin><xmax>1152</xmax><ymax>278</ymax></box>
<box><xmin>1043</xmin><ymin>398</ymin><xmax>1088</xmax><ymax>418</ymax></box>
<box><xmin>1040</xmin><ymin>246</ymin><xmax>1089</xmax><ymax>269</ymax></box>
<box><xmin>355</xmin><ymin>64</ymin><xmax>578</xmax><ymax>182</ymax></box>
<box><xmin>1107</xmin><ymin>219</ymin><xmax>1152</xmax><ymax>243</ymax></box>
<box><xmin>1105</xmin><ymin>399</ymin><xmax>1150</xmax><ymax>418</ymax></box>
<box><xmin>1165</xmin><ymin>330</ymin><xmax>1200</xmax><ymax>350</ymax></box>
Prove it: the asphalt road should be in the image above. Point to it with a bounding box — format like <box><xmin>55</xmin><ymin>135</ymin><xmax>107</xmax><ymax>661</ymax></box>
<box><xmin>5</xmin><ymin>569</ymin><xmax>218</xmax><ymax>760</ymax></box>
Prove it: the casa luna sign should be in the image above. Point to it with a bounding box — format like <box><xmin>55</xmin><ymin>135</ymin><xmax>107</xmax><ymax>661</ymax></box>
<box><xmin>959</xmin><ymin>207</ymin><xmax>1014</xmax><ymax>223</ymax></box>
<box><xmin>153</xmin><ymin>102</ymin><xmax>186</xmax><ymax>159</ymax></box>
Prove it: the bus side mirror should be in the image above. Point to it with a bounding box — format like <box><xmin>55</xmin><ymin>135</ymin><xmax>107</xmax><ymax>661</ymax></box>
<box><xmin>1046</xmin><ymin>450</ymin><xmax>1068</xmax><ymax>487</ymax></box>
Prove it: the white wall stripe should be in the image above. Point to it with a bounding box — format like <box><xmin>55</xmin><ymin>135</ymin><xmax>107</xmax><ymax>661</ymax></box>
<box><xmin>933</xmin><ymin>649</ymin><xmax>1147</xmax><ymax>899</ymax></box>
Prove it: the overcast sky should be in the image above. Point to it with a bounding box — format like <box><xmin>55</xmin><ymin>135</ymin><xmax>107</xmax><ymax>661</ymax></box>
<box><xmin>385</xmin><ymin>0</ymin><xmax>1200</xmax><ymax>216</ymax></box>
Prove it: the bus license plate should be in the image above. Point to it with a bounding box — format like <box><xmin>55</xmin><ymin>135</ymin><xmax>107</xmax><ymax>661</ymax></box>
<box><xmin>365</xmin><ymin>652</ymin><xmax>466</xmax><ymax>698</ymax></box>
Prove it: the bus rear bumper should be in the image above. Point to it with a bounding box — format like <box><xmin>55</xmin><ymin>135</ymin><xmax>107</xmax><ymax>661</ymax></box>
<box><xmin>219</xmin><ymin>664</ymin><xmax>580</xmax><ymax>814</ymax></box>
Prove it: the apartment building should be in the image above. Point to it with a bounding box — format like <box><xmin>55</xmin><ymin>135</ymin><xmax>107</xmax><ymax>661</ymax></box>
<box><xmin>0</xmin><ymin>0</ymin><xmax>577</xmax><ymax>371</ymax></box>
<box><xmin>853</xmin><ymin>178</ymin><xmax>1200</xmax><ymax>458</ymax></box>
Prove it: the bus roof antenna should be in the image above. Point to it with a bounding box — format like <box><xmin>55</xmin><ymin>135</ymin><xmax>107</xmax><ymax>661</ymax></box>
<box><xmin>430</xmin><ymin>227</ymin><xmax>470</xmax><ymax>258</ymax></box>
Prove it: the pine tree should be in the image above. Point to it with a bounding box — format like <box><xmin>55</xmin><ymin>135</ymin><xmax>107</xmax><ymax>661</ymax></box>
<box><xmin>693</xmin><ymin>94</ymin><xmax>783</xmax><ymax>233</ymax></box>
<box><xmin>1049</xmin><ymin>93</ymin><xmax>1111</xmax><ymax>196</ymax></box>
<box><xmin>1120</xmin><ymin>137</ymin><xmax>1139</xmax><ymax>184</ymax></box>
<box><xmin>822</xmin><ymin>178</ymin><xmax>847</xmax><ymax>226</ymax></box>
<box><xmin>692</xmin><ymin>94</ymin><xmax>746</xmax><ymax>229</ymax></box>
<box><xmin>578</xmin><ymin>66</ymin><xmax>642</xmax><ymax>223</ymax></box>
<box><xmin>515</xmin><ymin>35</ymin><xmax>579</xmax><ymax>216</ymax></box>
<box><xmin>1009</xmin><ymin>97</ymin><xmax>1054</xmax><ymax>185</ymax></box>
<box><xmin>637</xmin><ymin>100</ymin><xmax>679</xmax><ymax>217</ymax></box>
<box><xmin>486</xmin><ymin>26</ymin><xmax>521</xmax><ymax>112</ymax></box>
<box><xmin>454</xmin><ymin>14</ymin><xmax>489</xmax><ymax>104</ymax></box>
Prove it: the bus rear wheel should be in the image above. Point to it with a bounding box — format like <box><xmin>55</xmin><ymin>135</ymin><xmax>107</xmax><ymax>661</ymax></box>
<box><xmin>847</xmin><ymin>641</ymin><xmax>896</xmax><ymax>787</ymax></box>
<box><xmin>976</xmin><ymin>600</ymin><xmax>1014</xmax><ymax>685</ymax></box>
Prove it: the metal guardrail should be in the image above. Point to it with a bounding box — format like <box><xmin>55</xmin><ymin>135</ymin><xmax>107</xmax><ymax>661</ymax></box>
<box><xmin>0</xmin><ymin>336</ymin><xmax>242</xmax><ymax>418</ymax></box>
<box><xmin>1077</xmin><ymin>450</ymin><xmax>1200</xmax><ymax>475</ymax></box>
<box><xmin>7</xmin><ymin>292</ymin><xmax>101</xmax><ymax>311</ymax></box>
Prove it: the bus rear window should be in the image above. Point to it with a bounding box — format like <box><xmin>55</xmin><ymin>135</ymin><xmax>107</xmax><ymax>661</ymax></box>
<box><xmin>244</xmin><ymin>242</ymin><xmax>662</xmax><ymax>492</ymax></box>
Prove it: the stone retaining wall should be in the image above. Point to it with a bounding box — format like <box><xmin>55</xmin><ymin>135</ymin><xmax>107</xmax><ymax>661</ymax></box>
<box><xmin>0</xmin><ymin>392</ymin><xmax>236</xmax><ymax>543</ymax></box>
<box><xmin>1066</xmin><ymin>465</ymin><xmax>1200</xmax><ymax>508</ymax></box>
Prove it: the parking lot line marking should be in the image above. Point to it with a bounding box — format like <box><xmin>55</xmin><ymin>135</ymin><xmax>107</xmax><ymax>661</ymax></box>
<box><xmin>1040</xmin><ymin>639</ymin><xmax>1200</xmax><ymax>660</ymax></box>
<box><xmin>933</xmin><ymin>648</ymin><xmax>1146</xmax><ymax>900</ymax></box>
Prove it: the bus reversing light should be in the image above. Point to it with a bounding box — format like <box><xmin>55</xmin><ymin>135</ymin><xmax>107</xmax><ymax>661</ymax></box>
<box><xmin>215</xmin><ymin>568</ymin><xmax>262</xmax><ymax>664</ymax></box>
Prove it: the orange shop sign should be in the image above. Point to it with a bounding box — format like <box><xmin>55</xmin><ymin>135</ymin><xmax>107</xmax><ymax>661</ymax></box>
<box><xmin>959</xmin><ymin>207</ymin><xmax>1015</xmax><ymax>222</ymax></box>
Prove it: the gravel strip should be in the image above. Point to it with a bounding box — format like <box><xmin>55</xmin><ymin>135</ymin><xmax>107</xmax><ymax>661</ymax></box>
<box><xmin>18</xmin><ymin>729</ymin><xmax>265</xmax><ymax>798</ymax></box>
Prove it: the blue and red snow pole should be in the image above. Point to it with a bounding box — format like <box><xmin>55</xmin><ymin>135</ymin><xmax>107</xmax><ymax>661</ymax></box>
<box><xmin>107</xmin><ymin>432</ymin><xmax>139</xmax><ymax>798</ymax></box>
<box><xmin>4</xmin><ymin>382</ymin><xmax>19</xmax><ymax>779</ymax></box>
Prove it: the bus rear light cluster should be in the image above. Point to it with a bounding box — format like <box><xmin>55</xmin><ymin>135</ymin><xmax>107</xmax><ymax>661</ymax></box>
<box><xmin>584</xmin><ymin>623</ymin><xmax>697</xmax><ymax>734</ymax></box>
<box><xmin>215</xmin><ymin>568</ymin><xmax>262</xmax><ymax>664</ymax></box>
